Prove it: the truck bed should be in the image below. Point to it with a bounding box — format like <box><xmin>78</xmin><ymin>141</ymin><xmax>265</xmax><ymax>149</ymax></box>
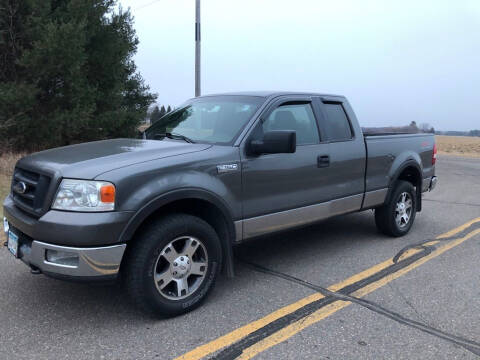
<box><xmin>364</xmin><ymin>132</ymin><xmax>436</xmax><ymax>194</ymax></box>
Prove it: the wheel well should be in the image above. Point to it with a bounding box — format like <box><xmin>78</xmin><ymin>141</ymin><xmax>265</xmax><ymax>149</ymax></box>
<box><xmin>395</xmin><ymin>165</ymin><xmax>422</xmax><ymax>211</ymax></box>
<box><xmin>397</xmin><ymin>166</ymin><xmax>420</xmax><ymax>186</ymax></box>
<box><xmin>123</xmin><ymin>198</ymin><xmax>235</xmax><ymax>275</ymax></box>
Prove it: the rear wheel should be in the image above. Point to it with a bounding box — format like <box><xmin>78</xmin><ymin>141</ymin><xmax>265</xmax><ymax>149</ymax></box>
<box><xmin>375</xmin><ymin>180</ymin><xmax>417</xmax><ymax>237</ymax></box>
<box><xmin>125</xmin><ymin>214</ymin><xmax>222</xmax><ymax>317</ymax></box>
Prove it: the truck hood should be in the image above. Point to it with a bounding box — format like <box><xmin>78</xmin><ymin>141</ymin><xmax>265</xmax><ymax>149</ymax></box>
<box><xmin>17</xmin><ymin>139</ymin><xmax>212</xmax><ymax>179</ymax></box>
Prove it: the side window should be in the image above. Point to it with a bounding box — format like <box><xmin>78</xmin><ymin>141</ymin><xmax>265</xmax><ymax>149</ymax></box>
<box><xmin>262</xmin><ymin>103</ymin><xmax>320</xmax><ymax>145</ymax></box>
<box><xmin>323</xmin><ymin>103</ymin><xmax>353</xmax><ymax>141</ymax></box>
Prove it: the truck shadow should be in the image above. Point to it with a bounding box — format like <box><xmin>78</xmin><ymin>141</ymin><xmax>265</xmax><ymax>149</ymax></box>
<box><xmin>223</xmin><ymin>210</ymin><xmax>436</xmax><ymax>304</ymax></box>
<box><xmin>234</xmin><ymin>211</ymin><xmax>379</xmax><ymax>267</ymax></box>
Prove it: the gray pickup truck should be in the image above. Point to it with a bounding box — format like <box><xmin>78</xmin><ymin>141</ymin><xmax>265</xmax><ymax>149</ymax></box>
<box><xmin>3</xmin><ymin>92</ymin><xmax>437</xmax><ymax>316</ymax></box>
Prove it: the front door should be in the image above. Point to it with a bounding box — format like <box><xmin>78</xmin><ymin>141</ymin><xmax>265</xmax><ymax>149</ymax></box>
<box><xmin>240</xmin><ymin>97</ymin><xmax>331</xmax><ymax>238</ymax></box>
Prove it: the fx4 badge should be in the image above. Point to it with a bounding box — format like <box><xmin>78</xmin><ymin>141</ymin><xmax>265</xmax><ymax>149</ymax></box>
<box><xmin>217</xmin><ymin>163</ymin><xmax>239</xmax><ymax>173</ymax></box>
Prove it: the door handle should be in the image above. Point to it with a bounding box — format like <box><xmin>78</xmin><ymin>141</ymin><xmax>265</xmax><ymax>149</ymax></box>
<box><xmin>317</xmin><ymin>155</ymin><xmax>330</xmax><ymax>168</ymax></box>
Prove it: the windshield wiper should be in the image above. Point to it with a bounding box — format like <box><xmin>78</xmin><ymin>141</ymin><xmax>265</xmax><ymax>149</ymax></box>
<box><xmin>154</xmin><ymin>132</ymin><xmax>195</xmax><ymax>143</ymax></box>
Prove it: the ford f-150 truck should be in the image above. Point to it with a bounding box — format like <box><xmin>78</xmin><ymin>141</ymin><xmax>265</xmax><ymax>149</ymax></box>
<box><xmin>3</xmin><ymin>92</ymin><xmax>437</xmax><ymax>316</ymax></box>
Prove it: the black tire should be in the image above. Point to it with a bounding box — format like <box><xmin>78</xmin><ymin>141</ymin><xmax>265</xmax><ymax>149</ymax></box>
<box><xmin>375</xmin><ymin>180</ymin><xmax>417</xmax><ymax>237</ymax></box>
<box><xmin>124</xmin><ymin>214</ymin><xmax>222</xmax><ymax>317</ymax></box>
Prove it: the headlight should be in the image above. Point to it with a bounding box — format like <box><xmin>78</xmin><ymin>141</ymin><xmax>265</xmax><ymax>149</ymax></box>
<box><xmin>52</xmin><ymin>179</ymin><xmax>115</xmax><ymax>212</ymax></box>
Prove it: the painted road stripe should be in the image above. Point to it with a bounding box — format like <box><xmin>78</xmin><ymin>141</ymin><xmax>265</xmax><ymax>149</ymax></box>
<box><xmin>175</xmin><ymin>217</ymin><xmax>480</xmax><ymax>360</ymax></box>
<box><xmin>232</xmin><ymin>227</ymin><xmax>480</xmax><ymax>359</ymax></box>
<box><xmin>175</xmin><ymin>255</ymin><xmax>415</xmax><ymax>360</ymax></box>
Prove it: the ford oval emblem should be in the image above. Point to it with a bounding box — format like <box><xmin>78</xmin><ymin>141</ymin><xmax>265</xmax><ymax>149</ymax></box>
<box><xmin>13</xmin><ymin>181</ymin><xmax>27</xmax><ymax>194</ymax></box>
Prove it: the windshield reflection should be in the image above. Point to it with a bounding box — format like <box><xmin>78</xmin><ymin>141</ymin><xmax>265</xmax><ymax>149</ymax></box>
<box><xmin>145</xmin><ymin>96</ymin><xmax>264</xmax><ymax>145</ymax></box>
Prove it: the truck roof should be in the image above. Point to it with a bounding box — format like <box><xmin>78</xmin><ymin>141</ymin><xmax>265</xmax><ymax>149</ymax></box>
<box><xmin>200</xmin><ymin>91</ymin><xmax>345</xmax><ymax>99</ymax></box>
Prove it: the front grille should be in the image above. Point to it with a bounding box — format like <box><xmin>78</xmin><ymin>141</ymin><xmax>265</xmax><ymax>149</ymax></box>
<box><xmin>11</xmin><ymin>167</ymin><xmax>52</xmax><ymax>217</ymax></box>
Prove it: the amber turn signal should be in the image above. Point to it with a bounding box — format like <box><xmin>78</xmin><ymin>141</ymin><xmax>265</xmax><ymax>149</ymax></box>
<box><xmin>100</xmin><ymin>184</ymin><xmax>116</xmax><ymax>203</ymax></box>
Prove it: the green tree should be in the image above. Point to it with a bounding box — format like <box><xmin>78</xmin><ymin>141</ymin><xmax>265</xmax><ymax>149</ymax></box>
<box><xmin>408</xmin><ymin>121</ymin><xmax>418</xmax><ymax>133</ymax></box>
<box><xmin>0</xmin><ymin>0</ymin><xmax>156</xmax><ymax>150</ymax></box>
<box><xmin>167</xmin><ymin>105</ymin><xmax>172</xmax><ymax>113</ymax></box>
<box><xmin>160</xmin><ymin>105</ymin><xmax>166</xmax><ymax>117</ymax></box>
<box><xmin>150</xmin><ymin>105</ymin><xmax>161</xmax><ymax>124</ymax></box>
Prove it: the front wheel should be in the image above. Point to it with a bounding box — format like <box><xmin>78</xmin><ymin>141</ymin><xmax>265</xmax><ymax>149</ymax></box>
<box><xmin>375</xmin><ymin>180</ymin><xmax>417</xmax><ymax>237</ymax></box>
<box><xmin>125</xmin><ymin>214</ymin><xmax>222</xmax><ymax>317</ymax></box>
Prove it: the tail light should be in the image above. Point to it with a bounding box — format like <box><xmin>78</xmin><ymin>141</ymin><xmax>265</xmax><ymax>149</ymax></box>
<box><xmin>432</xmin><ymin>143</ymin><xmax>437</xmax><ymax>165</ymax></box>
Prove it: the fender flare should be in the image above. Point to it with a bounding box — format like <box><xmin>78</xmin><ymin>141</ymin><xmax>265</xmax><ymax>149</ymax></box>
<box><xmin>119</xmin><ymin>188</ymin><xmax>237</xmax><ymax>276</ymax></box>
<box><xmin>385</xmin><ymin>160</ymin><xmax>423</xmax><ymax>211</ymax></box>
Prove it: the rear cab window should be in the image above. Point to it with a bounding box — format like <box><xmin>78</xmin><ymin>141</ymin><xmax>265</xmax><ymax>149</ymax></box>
<box><xmin>322</xmin><ymin>102</ymin><xmax>354</xmax><ymax>142</ymax></box>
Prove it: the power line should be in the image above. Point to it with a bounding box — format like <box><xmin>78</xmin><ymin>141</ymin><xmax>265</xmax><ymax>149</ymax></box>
<box><xmin>134</xmin><ymin>0</ymin><xmax>162</xmax><ymax>11</ymax></box>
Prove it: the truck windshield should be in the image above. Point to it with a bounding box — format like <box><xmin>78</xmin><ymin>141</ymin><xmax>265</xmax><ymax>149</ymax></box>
<box><xmin>145</xmin><ymin>96</ymin><xmax>264</xmax><ymax>145</ymax></box>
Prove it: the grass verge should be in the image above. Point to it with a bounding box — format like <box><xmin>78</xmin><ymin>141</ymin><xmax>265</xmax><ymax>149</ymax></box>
<box><xmin>0</xmin><ymin>152</ymin><xmax>23</xmax><ymax>242</ymax></box>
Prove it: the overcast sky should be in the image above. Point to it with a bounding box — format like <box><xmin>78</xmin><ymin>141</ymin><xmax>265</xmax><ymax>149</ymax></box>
<box><xmin>119</xmin><ymin>0</ymin><xmax>479</xmax><ymax>131</ymax></box>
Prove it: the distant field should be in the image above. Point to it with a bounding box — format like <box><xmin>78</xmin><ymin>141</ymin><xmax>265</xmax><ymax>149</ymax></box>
<box><xmin>436</xmin><ymin>135</ymin><xmax>480</xmax><ymax>157</ymax></box>
<box><xmin>138</xmin><ymin>124</ymin><xmax>149</xmax><ymax>132</ymax></box>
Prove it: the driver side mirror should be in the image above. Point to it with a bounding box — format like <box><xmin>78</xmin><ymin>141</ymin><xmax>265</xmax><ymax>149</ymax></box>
<box><xmin>249</xmin><ymin>130</ymin><xmax>296</xmax><ymax>155</ymax></box>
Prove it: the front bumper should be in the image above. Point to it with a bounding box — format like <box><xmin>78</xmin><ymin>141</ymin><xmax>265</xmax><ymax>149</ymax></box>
<box><xmin>4</xmin><ymin>220</ymin><xmax>126</xmax><ymax>279</ymax></box>
<box><xmin>3</xmin><ymin>194</ymin><xmax>132</xmax><ymax>280</ymax></box>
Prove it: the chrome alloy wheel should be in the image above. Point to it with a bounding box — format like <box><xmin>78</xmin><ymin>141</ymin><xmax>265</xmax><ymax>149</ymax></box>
<box><xmin>395</xmin><ymin>192</ymin><xmax>413</xmax><ymax>228</ymax></box>
<box><xmin>153</xmin><ymin>236</ymin><xmax>208</xmax><ymax>300</ymax></box>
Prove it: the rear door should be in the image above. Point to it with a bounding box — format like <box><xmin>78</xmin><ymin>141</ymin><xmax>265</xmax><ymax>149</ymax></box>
<box><xmin>314</xmin><ymin>96</ymin><xmax>366</xmax><ymax>202</ymax></box>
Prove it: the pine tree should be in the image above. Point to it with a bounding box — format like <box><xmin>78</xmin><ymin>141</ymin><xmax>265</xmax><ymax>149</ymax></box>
<box><xmin>160</xmin><ymin>105</ymin><xmax>166</xmax><ymax>118</ymax></box>
<box><xmin>0</xmin><ymin>0</ymin><xmax>156</xmax><ymax>150</ymax></box>
<box><xmin>167</xmin><ymin>105</ymin><xmax>172</xmax><ymax>113</ymax></box>
<box><xmin>150</xmin><ymin>106</ymin><xmax>161</xmax><ymax>124</ymax></box>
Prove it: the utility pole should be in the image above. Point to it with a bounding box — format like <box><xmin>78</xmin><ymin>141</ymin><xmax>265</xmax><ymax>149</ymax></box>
<box><xmin>195</xmin><ymin>0</ymin><xmax>201</xmax><ymax>97</ymax></box>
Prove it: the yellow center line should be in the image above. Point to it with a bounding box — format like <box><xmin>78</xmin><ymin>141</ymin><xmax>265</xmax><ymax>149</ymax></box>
<box><xmin>236</xmin><ymin>300</ymin><xmax>351</xmax><ymax>360</ymax></box>
<box><xmin>237</xmin><ymin>227</ymin><xmax>480</xmax><ymax>359</ymax></box>
<box><xmin>175</xmin><ymin>217</ymin><xmax>480</xmax><ymax>360</ymax></box>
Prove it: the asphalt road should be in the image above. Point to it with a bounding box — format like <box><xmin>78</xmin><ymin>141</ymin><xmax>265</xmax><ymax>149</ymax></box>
<box><xmin>1</xmin><ymin>155</ymin><xmax>479</xmax><ymax>359</ymax></box>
